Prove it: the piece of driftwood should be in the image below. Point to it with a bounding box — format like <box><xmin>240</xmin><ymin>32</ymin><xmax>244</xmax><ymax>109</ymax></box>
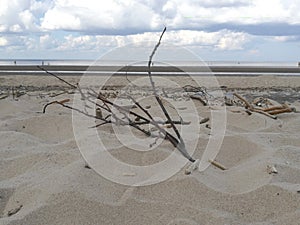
<box><xmin>95</xmin><ymin>108</ymin><xmax>103</xmax><ymax>119</ymax></box>
<box><xmin>185</xmin><ymin>159</ymin><xmax>200</xmax><ymax>175</ymax></box>
<box><xmin>233</xmin><ymin>93</ymin><xmax>252</xmax><ymax>109</ymax></box>
<box><xmin>209</xmin><ymin>159</ymin><xmax>227</xmax><ymax>170</ymax></box>
<box><xmin>190</xmin><ymin>94</ymin><xmax>207</xmax><ymax>106</ymax></box>
<box><xmin>251</xmin><ymin>108</ymin><xmax>278</xmax><ymax>119</ymax></box>
<box><xmin>0</xmin><ymin>94</ymin><xmax>8</xmax><ymax>100</ymax></box>
<box><xmin>232</xmin><ymin>93</ymin><xmax>296</xmax><ymax>119</ymax></box>
<box><xmin>200</xmin><ymin>117</ymin><xmax>209</xmax><ymax>124</ymax></box>
<box><xmin>43</xmin><ymin>99</ymin><xmax>70</xmax><ymax>113</ymax></box>
<box><xmin>267</xmin><ymin>165</ymin><xmax>278</xmax><ymax>174</ymax></box>
<box><xmin>245</xmin><ymin>109</ymin><xmax>252</xmax><ymax>115</ymax></box>
<box><xmin>252</xmin><ymin>97</ymin><xmax>273</xmax><ymax>107</ymax></box>
<box><xmin>263</xmin><ymin>105</ymin><xmax>287</xmax><ymax>112</ymax></box>
<box><xmin>7</xmin><ymin>204</ymin><xmax>23</xmax><ymax>217</ymax></box>
<box><xmin>268</xmin><ymin>107</ymin><xmax>294</xmax><ymax>115</ymax></box>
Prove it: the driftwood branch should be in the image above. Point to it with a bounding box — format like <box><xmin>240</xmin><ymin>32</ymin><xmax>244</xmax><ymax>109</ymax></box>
<box><xmin>147</xmin><ymin>27</ymin><xmax>195</xmax><ymax>162</ymax></box>
<box><xmin>37</xmin><ymin>66</ymin><xmax>77</xmax><ymax>89</ymax></box>
<box><xmin>190</xmin><ymin>94</ymin><xmax>207</xmax><ymax>106</ymax></box>
<box><xmin>39</xmin><ymin>27</ymin><xmax>196</xmax><ymax>164</ymax></box>
<box><xmin>43</xmin><ymin>99</ymin><xmax>70</xmax><ymax>113</ymax></box>
<box><xmin>232</xmin><ymin>93</ymin><xmax>294</xmax><ymax>119</ymax></box>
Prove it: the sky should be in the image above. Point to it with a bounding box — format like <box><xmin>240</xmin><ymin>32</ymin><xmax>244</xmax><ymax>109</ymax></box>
<box><xmin>0</xmin><ymin>0</ymin><xmax>300</xmax><ymax>61</ymax></box>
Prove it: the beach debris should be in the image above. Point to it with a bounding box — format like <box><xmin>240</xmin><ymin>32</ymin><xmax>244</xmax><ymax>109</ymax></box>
<box><xmin>297</xmin><ymin>190</ymin><xmax>300</xmax><ymax>194</ymax></box>
<box><xmin>164</xmin><ymin>124</ymin><xmax>173</xmax><ymax>129</ymax></box>
<box><xmin>0</xmin><ymin>94</ymin><xmax>8</xmax><ymax>100</ymax></box>
<box><xmin>178</xmin><ymin>106</ymin><xmax>187</xmax><ymax>110</ymax></box>
<box><xmin>267</xmin><ymin>165</ymin><xmax>278</xmax><ymax>174</ymax></box>
<box><xmin>84</xmin><ymin>162</ymin><xmax>91</xmax><ymax>169</ymax></box>
<box><xmin>122</xmin><ymin>172</ymin><xmax>136</xmax><ymax>177</ymax></box>
<box><xmin>230</xmin><ymin>109</ymin><xmax>242</xmax><ymax>113</ymax></box>
<box><xmin>205</xmin><ymin>124</ymin><xmax>211</xmax><ymax>129</ymax></box>
<box><xmin>245</xmin><ymin>109</ymin><xmax>252</xmax><ymax>115</ymax></box>
<box><xmin>95</xmin><ymin>108</ymin><xmax>103</xmax><ymax>119</ymax></box>
<box><xmin>233</xmin><ymin>93</ymin><xmax>295</xmax><ymax>119</ymax></box>
<box><xmin>252</xmin><ymin>97</ymin><xmax>273</xmax><ymax>107</ymax></box>
<box><xmin>190</xmin><ymin>94</ymin><xmax>207</xmax><ymax>106</ymax></box>
<box><xmin>185</xmin><ymin>159</ymin><xmax>200</xmax><ymax>175</ymax></box>
<box><xmin>225</xmin><ymin>95</ymin><xmax>234</xmax><ymax>106</ymax></box>
<box><xmin>49</xmin><ymin>91</ymin><xmax>68</xmax><ymax>97</ymax></box>
<box><xmin>7</xmin><ymin>204</ymin><xmax>23</xmax><ymax>217</ymax></box>
<box><xmin>264</xmin><ymin>104</ymin><xmax>296</xmax><ymax>115</ymax></box>
<box><xmin>209</xmin><ymin>159</ymin><xmax>227</xmax><ymax>171</ymax></box>
<box><xmin>43</xmin><ymin>99</ymin><xmax>70</xmax><ymax>113</ymax></box>
<box><xmin>200</xmin><ymin>117</ymin><xmax>210</xmax><ymax>124</ymax></box>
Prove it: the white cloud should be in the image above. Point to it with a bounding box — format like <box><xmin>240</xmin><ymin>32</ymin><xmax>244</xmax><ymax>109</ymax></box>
<box><xmin>0</xmin><ymin>37</ymin><xmax>8</xmax><ymax>46</ymax></box>
<box><xmin>0</xmin><ymin>0</ymin><xmax>49</xmax><ymax>33</ymax></box>
<box><xmin>51</xmin><ymin>29</ymin><xmax>250</xmax><ymax>52</ymax></box>
<box><xmin>1</xmin><ymin>0</ymin><xmax>300</xmax><ymax>35</ymax></box>
<box><xmin>41</xmin><ymin>0</ymin><xmax>163</xmax><ymax>32</ymax></box>
<box><xmin>273</xmin><ymin>36</ymin><xmax>298</xmax><ymax>42</ymax></box>
<box><xmin>216</xmin><ymin>30</ymin><xmax>248</xmax><ymax>50</ymax></box>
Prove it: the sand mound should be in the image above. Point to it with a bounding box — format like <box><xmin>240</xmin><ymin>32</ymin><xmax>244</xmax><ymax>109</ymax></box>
<box><xmin>226</xmin><ymin>109</ymin><xmax>275</xmax><ymax>133</ymax></box>
<box><xmin>2</xmin><ymin>115</ymin><xmax>73</xmax><ymax>143</ymax></box>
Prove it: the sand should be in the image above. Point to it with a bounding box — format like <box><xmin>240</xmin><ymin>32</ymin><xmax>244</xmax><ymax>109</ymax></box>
<box><xmin>0</xmin><ymin>74</ymin><xmax>300</xmax><ymax>225</ymax></box>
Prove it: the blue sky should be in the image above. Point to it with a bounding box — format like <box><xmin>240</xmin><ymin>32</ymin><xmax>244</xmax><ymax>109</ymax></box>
<box><xmin>0</xmin><ymin>0</ymin><xmax>299</xmax><ymax>61</ymax></box>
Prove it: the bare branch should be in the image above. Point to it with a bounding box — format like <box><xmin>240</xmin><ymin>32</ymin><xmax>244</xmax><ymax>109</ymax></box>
<box><xmin>147</xmin><ymin>27</ymin><xmax>195</xmax><ymax>162</ymax></box>
<box><xmin>37</xmin><ymin>66</ymin><xmax>77</xmax><ymax>89</ymax></box>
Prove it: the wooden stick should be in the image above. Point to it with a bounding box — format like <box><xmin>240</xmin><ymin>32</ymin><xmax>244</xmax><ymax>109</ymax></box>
<box><xmin>233</xmin><ymin>93</ymin><xmax>252</xmax><ymax>109</ymax></box>
<box><xmin>190</xmin><ymin>94</ymin><xmax>207</xmax><ymax>106</ymax></box>
<box><xmin>43</xmin><ymin>99</ymin><xmax>70</xmax><ymax>113</ymax></box>
<box><xmin>268</xmin><ymin>107</ymin><xmax>293</xmax><ymax>115</ymax></box>
<box><xmin>263</xmin><ymin>105</ymin><xmax>287</xmax><ymax>112</ymax></box>
<box><xmin>147</xmin><ymin>27</ymin><xmax>195</xmax><ymax>163</ymax></box>
<box><xmin>209</xmin><ymin>159</ymin><xmax>227</xmax><ymax>170</ymax></box>
<box><xmin>251</xmin><ymin>108</ymin><xmax>277</xmax><ymax>119</ymax></box>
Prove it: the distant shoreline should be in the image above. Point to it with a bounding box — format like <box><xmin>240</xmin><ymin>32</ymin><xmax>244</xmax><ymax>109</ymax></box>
<box><xmin>0</xmin><ymin>64</ymin><xmax>300</xmax><ymax>76</ymax></box>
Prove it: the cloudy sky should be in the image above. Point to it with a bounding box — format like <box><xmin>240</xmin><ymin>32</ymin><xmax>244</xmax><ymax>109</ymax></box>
<box><xmin>0</xmin><ymin>0</ymin><xmax>300</xmax><ymax>61</ymax></box>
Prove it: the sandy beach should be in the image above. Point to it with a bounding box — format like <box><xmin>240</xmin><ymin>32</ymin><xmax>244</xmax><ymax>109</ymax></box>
<box><xmin>1</xmin><ymin>73</ymin><xmax>300</xmax><ymax>225</ymax></box>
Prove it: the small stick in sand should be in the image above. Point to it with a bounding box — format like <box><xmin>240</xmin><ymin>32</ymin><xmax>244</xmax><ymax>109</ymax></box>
<box><xmin>43</xmin><ymin>99</ymin><xmax>70</xmax><ymax>113</ymax></box>
<box><xmin>190</xmin><ymin>94</ymin><xmax>207</xmax><ymax>106</ymax></box>
<box><xmin>7</xmin><ymin>204</ymin><xmax>23</xmax><ymax>217</ymax></box>
<box><xmin>263</xmin><ymin>105</ymin><xmax>287</xmax><ymax>112</ymax></box>
<box><xmin>268</xmin><ymin>107</ymin><xmax>294</xmax><ymax>115</ymax></box>
<box><xmin>233</xmin><ymin>93</ymin><xmax>252</xmax><ymax>109</ymax></box>
<box><xmin>185</xmin><ymin>159</ymin><xmax>200</xmax><ymax>175</ymax></box>
<box><xmin>267</xmin><ymin>165</ymin><xmax>278</xmax><ymax>174</ymax></box>
<box><xmin>122</xmin><ymin>172</ymin><xmax>136</xmax><ymax>177</ymax></box>
<box><xmin>0</xmin><ymin>94</ymin><xmax>8</xmax><ymax>100</ymax></box>
<box><xmin>84</xmin><ymin>162</ymin><xmax>91</xmax><ymax>169</ymax></box>
<box><xmin>245</xmin><ymin>109</ymin><xmax>252</xmax><ymax>115</ymax></box>
<box><xmin>209</xmin><ymin>159</ymin><xmax>227</xmax><ymax>170</ymax></box>
<box><xmin>251</xmin><ymin>108</ymin><xmax>278</xmax><ymax>119</ymax></box>
<box><xmin>200</xmin><ymin>117</ymin><xmax>210</xmax><ymax>124</ymax></box>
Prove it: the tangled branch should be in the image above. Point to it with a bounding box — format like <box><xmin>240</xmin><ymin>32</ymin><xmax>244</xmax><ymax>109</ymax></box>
<box><xmin>38</xmin><ymin>27</ymin><xmax>195</xmax><ymax>163</ymax></box>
